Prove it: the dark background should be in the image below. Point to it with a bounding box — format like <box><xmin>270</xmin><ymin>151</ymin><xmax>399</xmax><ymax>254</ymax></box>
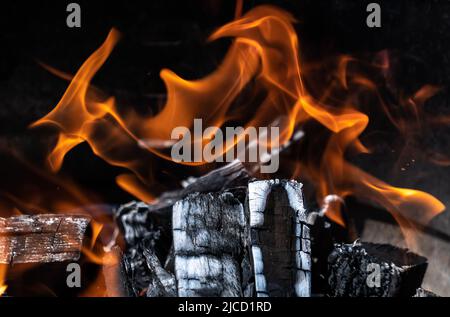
<box><xmin>0</xmin><ymin>0</ymin><xmax>449</xmax><ymax>294</ymax></box>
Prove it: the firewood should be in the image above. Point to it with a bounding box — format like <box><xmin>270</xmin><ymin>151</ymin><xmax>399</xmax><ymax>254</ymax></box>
<box><xmin>115</xmin><ymin>201</ymin><xmax>173</xmax><ymax>296</ymax></box>
<box><xmin>156</xmin><ymin>160</ymin><xmax>250</xmax><ymax>212</ymax></box>
<box><xmin>327</xmin><ymin>241</ymin><xmax>428</xmax><ymax>297</ymax></box>
<box><xmin>0</xmin><ymin>214</ymin><xmax>97</xmax><ymax>296</ymax></box>
<box><xmin>248</xmin><ymin>179</ymin><xmax>312</xmax><ymax>297</ymax></box>
<box><xmin>121</xmin><ymin>244</ymin><xmax>152</xmax><ymax>296</ymax></box>
<box><xmin>0</xmin><ymin>214</ymin><xmax>90</xmax><ymax>264</ymax></box>
<box><xmin>115</xmin><ymin>201</ymin><xmax>171</xmax><ymax>249</ymax></box>
<box><xmin>172</xmin><ymin>191</ymin><xmax>248</xmax><ymax>297</ymax></box>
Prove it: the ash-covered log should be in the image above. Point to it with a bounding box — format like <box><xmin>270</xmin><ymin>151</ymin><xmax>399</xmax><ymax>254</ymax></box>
<box><xmin>172</xmin><ymin>191</ymin><xmax>248</xmax><ymax>297</ymax></box>
<box><xmin>327</xmin><ymin>241</ymin><xmax>428</xmax><ymax>297</ymax></box>
<box><xmin>0</xmin><ymin>214</ymin><xmax>90</xmax><ymax>264</ymax></box>
<box><xmin>248</xmin><ymin>180</ymin><xmax>312</xmax><ymax>297</ymax></box>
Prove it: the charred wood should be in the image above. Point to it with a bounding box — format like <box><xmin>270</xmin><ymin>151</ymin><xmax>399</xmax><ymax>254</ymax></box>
<box><xmin>0</xmin><ymin>214</ymin><xmax>90</xmax><ymax>264</ymax></box>
<box><xmin>143</xmin><ymin>247</ymin><xmax>177</xmax><ymax>297</ymax></box>
<box><xmin>0</xmin><ymin>214</ymin><xmax>101</xmax><ymax>296</ymax></box>
<box><xmin>327</xmin><ymin>241</ymin><xmax>428</xmax><ymax>297</ymax></box>
<box><xmin>248</xmin><ymin>179</ymin><xmax>312</xmax><ymax>297</ymax></box>
<box><xmin>172</xmin><ymin>191</ymin><xmax>248</xmax><ymax>297</ymax></box>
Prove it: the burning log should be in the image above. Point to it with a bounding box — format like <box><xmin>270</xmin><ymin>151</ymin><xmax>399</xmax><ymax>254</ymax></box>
<box><xmin>154</xmin><ymin>160</ymin><xmax>250</xmax><ymax>213</ymax></box>
<box><xmin>115</xmin><ymin>174</ymin><xmax>434</xmax><ymax>298</ymax></box>
<box><xmin>248</xmin><ymin>180</ymin><xmax>312</xmax><ymax>297</ymax></box>
<box><xmin>172</xmin><ymin>192</ymin><xmax>248</xmax><ymax>297</ymax></box>
<box><xmin>0</xmin><ymin>214</ymin><xmax>90</xmax><ymax>264</ymax></box>
<box><xmin>0</xmin><ymin>214</ymin><xmax>95</xmax><ymax>296</ymax></box>
<box><xmin>327</xmin><ymin>241</ymin><xmax>428</xmax><ymax>297</ymax></box>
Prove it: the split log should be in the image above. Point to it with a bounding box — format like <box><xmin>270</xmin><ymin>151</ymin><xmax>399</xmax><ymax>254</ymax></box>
<box><xmin>0</xmin><ymin>214</ymin><xmax>90</xmax><ymax>264</ymax></box>
<box><xmin>172</xmin><ymin>191</ymin><xmax>248</xmax><ymax>297</ymax></box>
<box><xmin>327</xmin><ymin>241</ymin><xmax>428</xmax><ymax>297</ymax></box>
<box><xmin>248</xmin><ymin>179</ymin><xmax>312</xmax><ymax>297</ymax></box>
<box><xmin>0</xmin><ymin>214</ymin><xmax>96</xmax><ymax>296</ymax></box>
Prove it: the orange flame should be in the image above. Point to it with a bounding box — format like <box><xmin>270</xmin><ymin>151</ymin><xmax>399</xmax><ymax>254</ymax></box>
<box><xmin>0</xmin><ymin>265</ymin><xmax>7</xmax><ymax>296</ymax></box>
<box><xmin>31</xmin><ymin>5</ymin><xmax>445</xmax><ymax>247</ymax></box>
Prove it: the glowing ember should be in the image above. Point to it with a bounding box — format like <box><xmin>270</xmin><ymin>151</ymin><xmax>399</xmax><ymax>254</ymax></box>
<box><xmin>0</xmin><ymin>265</ymin><xmax>7</xmax><ymax>296</ymax></box>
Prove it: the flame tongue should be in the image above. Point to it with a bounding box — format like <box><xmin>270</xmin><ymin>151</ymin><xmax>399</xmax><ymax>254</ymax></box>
<box><xmin>31</xmin><ymin>5</ymin><xmax>444</xmax><ymax>240</ymax></box>
<box><xmin>0</xmin><ymin>264</ymin><xmax>6</xmax><ymax>296</ymax></box>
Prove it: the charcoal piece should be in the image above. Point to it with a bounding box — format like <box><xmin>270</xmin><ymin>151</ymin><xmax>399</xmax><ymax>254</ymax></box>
<box><xmin>143</xmin><ymin>248</ymin><xmax>177</xmax><ymax>297</ymax></box>
<box><xmin>115</xmin><ymin>201</ymin><xmax>171</xmax><ymax>250</ymax></box>
<box><xmin>122</xmin><ymin>244</ymin><xmax>152</xmax><ymax>296</ymax></box>
<box><xmin>0</xmin><ymin>214</ymin><xmax>90</xmax><ymax>264</ymax></box>
<box><xmin>172</xmin><ymin>191</ymin><xmax>247</xmax><ymax>297</ymax></box>
<box><xmin>248</xmin><ymin>179</ymin><xmax>312</xmax><ymax>297</ymax></box>
<box><xmin>327</xmin><ymin>241</ymin><xmax>428</xmax><ymax>297</ymax></box>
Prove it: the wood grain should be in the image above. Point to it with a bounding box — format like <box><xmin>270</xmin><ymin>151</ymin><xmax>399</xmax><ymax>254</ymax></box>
<box><xmin>0</xmin><ymin>214</ymin><xmax>90</xmax><ymax>264</ymax></box>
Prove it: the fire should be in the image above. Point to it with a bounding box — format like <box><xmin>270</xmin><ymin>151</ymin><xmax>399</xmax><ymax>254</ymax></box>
<box><xmin>0</xmin><ymin>265</ymin><xmax>7</xmax><ymax>296</ymax></box>
<box><xmin>29</xmin><ymin>5</ymin><xmax>445</xmax><ymax>238</ymax></box>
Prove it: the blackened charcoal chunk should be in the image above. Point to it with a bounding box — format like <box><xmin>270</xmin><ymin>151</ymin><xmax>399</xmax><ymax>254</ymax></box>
<box><xmin>115</xmin><ymin>201</ymin><xmax>172</xmax><ymax>262</ymax></box>
<box><xmin>122</xmin><ymin>245</ymin><xmax>152</xmax><ymax>296</ymax></box>
<box><xmin>143</xmin><ymin>248</ymin><xmax>177</xmax><ymax>297</ymax></box>
<box><xmin>328</xmin><ymin>241</ymin><xmax>428</xmax><ymax>297</ymax></box>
